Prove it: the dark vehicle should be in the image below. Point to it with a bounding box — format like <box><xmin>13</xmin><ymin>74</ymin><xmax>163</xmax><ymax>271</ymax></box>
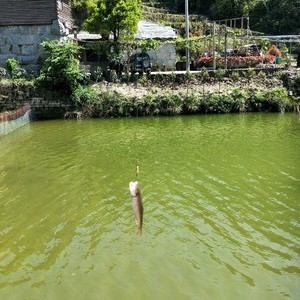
<box><xmin>129</xmin><ymin>52</ymin><xmax>152</xmax><ymax>75</ymax></box>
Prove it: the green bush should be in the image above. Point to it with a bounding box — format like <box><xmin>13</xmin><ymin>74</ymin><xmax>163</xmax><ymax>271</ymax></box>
<box><xmin>246</xmin><ymin>87</ymin><xmax>291</xmax><ymax>112</ymax></box>
<box><xmin>230</xmin><ymin>71</ymin><xmax>240</xmax><ymax>82</ymax></box>
<box><xmin>37</xmin><ymin>40</ymin><xmax>84</xmax><ymax>95</ymax></box>
<box><xmin>73</xmin><ymin>85</ymin><xmax>98</xmax><ymax>104</ymax></box>
<box><xmin>244</xmin><ymin>68</ymin><xmax>255</xmax><ymax>81</ymax></box>
<box><xmin>6</xmin><ymin>58</ymin><xmax>23</xmax><ymax>79</ymax></box>
<box><xmin>0</xmin><ymin>67</ymin><xmax>7</xmax><ymax>79</ymax></box>
<box><xmin>182</xmin><ymin>94</ymin><xmax>201</xmax><ymax>114</ymax></box>
<box><xmin>196</xmin><ymin>69</ymin><xmax>210</xmax><ymax>83</ymax></box>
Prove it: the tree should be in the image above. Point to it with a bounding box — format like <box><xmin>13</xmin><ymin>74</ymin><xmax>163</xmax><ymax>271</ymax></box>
<box><xmin>71</xmin><ymin>0</ymin><xmax>89</xmax><ymax>29</ymax></box>
<box><xmin>38</xmin><ymin>41</ymin><xmax>84</xmax><ymax>94</ymax></box>
<box><xmin>250</xmin><ymin>0</ymin><xmax>300</xmax><ymax>34</ymax></box>
<box><xmin>209</xmin><ymin>0</ymin><xmax>252</xmax><ymax>19</ymax></box>
<box><xmin>84</xmin><ymin>0</ymin><xmax>142</xmax><ymax>42</ymax></box>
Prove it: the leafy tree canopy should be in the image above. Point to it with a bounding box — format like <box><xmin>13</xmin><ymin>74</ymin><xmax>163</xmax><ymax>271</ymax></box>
<box><xmin>82</xmin><ymin>0</ymin><xmax>142</xmax><ymax>42</ymax></box>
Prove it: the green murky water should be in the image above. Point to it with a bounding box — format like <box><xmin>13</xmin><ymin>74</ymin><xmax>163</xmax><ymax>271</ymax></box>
<box><xmin>0</xmin><ymin>113</ymin><xmax>299</xmax><ymax>300</ymax></box>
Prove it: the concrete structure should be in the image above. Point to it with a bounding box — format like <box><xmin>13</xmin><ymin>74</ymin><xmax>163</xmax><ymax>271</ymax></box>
<box><xmin>135</xmin><ymin>21</ymin><xmax>178</xmax><ymax>70</ymax></box>
<box><xmin>0</xmin><ymin>105</ymin><xmax>33</xmax><ymax>136</ymax></box>
<box><xmin>0</xmin><ymin>0</ymin><xmax>73</xmax><ymax>72</ymax></box>
<box><xmin>71</xmin><ymin>21</ymin><xmax>179</xmax><ymax>71</ymax></box>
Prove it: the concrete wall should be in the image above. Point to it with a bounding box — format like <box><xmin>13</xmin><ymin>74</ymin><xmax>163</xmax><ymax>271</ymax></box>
<box><xmin>0</xmin><ymin>105</ymin><xmax>33</xmax><ymax>136</ymax></box>
<box><xmin>130</xmin><ymin>42</ymin><xmax>177</xmax><ymax>71</ymax></box>
<box><xmin>0</xmin><ymin>20</ymin><xmax>69</xmax><ymax>72</ymax></box>
<box><xmin>148</xmin><ymin>43</ymin><xmax>177</xmax><ymax>70</ymax></box>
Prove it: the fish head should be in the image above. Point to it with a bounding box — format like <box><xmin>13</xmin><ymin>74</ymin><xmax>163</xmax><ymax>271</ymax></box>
<box><xmin>129</xmin><ymin>181</ymin><xmax>139</xmax><ymax>197</ymax></box>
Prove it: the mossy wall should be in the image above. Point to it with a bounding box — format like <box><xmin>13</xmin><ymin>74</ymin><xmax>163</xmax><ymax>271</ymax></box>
<box><xmin>0</xmin><ymin>80</ymin><xmax>75</xmax><ymax>121</ymax></box>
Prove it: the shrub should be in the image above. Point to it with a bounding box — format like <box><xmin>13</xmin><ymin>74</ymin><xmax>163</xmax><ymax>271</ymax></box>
<box><xmin>230</xmin><ymin>71</ymin><xmax>240</xmax><ymax>81</ymax></box>
<box><xmin>257</xmin><ymin>70</ymin><xmax>267</xmax><ymax>80</ymax></box>
<box><xmin>6</xmin><ymin>58</ymin><xmax>24</xmax><ymax>79</ymax></box>
<box><xmin>91</xmin><ymin>66</ymin><xmax>103</xmax><ymax>83</ymax></box>
<box><xmin>197</xmin><ymin>69</ymin><xmax>210</xmax><ymax>83</ymax></box>
<box><xmin>0</xmin><ymin>67</ymin><xmax>7</xmax><ymax>79</ymax></box>
<box><xmin>261</xmin><ymin>87</ymin><xmax>290</xmax><ymax>112</ymax></box>
<box><xmin>37</xmin><ymin>40</ymin><xmax>84</xmax><ymax>95</ymax></box>
<box><xmin>159</xmin><ymin>94</ymin><xmax>182</xmax><ymax>115</ymax></box>
<box><xmin>231</xmin><ymin>88</ymin><xmax>250</xmax><ymax>112</ymax></box>
<box><xmin>246</xmin><ymin>87</ymin><xmax>291</xmax><ymax>112</ymax></box>
<box><xmin>244</xmin><ymin>68</ymin><xmax>255</xmax><ymax>81</ymax></box>
<box><xmin>182</xmin><ymin>94</ymin><xmax>201</xmax><ymax>114</ymax></box>
<box><xmin>72</xmin><ymin>85</ymin><xmax>98</xmax><ymax>104</ymax></box>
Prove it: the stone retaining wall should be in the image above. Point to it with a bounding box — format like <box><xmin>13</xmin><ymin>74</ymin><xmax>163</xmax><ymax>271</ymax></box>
<box><xmin>0</xmin><ymin>82</ymin><xmax>76</xmax><ymax>135</ymax></box>
<box><xmin>0</xmin><ymin>20</ymin><xmax>68</xmax><ymax>72</ymax></box>
<box><xmin>0</xmin><ymin>82</ymin><xmax>36</xmax><ymax>111</ymax></box>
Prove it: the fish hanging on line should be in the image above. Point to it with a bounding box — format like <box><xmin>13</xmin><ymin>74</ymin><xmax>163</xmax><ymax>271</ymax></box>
<box><xmin>129</xmin><ymin>181</ymin><xmax>143</xmax><ymax>232</ymax></box>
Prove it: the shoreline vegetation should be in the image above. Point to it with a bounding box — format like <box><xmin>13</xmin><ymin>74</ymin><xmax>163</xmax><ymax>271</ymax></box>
<box><xmin>0</xmin><ymin>68</ymin><xmax>300</xmax><ymax>120</ymax></box>
<box><xmin>71</xmin><ymin>69</ymin><xmax>299</xmax><ymax>118</ymax></box>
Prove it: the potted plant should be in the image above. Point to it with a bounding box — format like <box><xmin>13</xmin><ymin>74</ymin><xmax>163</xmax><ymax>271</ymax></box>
<box><xmin>266</xmin><ymin>45</ymin><xmax>282</xmax><ymax>64</ymax></box>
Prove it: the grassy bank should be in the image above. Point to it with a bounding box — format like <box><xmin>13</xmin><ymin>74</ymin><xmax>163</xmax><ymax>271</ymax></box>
<box><xmin>0</xmin><ymin>69</ymin><xmax>299</xmax><ymax>119</ymax></box>
<box><xmin>74</xmin><ymin>84</ymin><xmax>293</xmax><ymax>118</ymax></box>
<box><xmin>72</xmin><ymin>68</ymin><xmax>300</xmax><ymax>118</ymax></box>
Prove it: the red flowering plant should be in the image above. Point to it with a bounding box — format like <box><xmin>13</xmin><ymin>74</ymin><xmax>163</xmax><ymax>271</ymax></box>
<box><xmin>196</xmin><ymin>55</ymin><xmax>222</xmax><ymax>68</ymax></box>
<box><xmin>197</xmin><ymin>51</ymin><xmax>278</xmax><ymax>69</ymax></box>
<box><xmin>226</xmin><ymin>56</ymin><xmax>263</xmax><ymax>68</ymax></box>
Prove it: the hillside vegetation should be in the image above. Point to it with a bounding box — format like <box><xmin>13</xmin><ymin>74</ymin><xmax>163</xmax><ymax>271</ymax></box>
<box><xmin>142</xmin><ymin>0</ymin><xmax>300</xmax><ymax>35</ymax></box>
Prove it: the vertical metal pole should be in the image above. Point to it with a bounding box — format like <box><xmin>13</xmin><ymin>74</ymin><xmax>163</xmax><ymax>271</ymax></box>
<box><xmin>224</xmin><ymin>31</ymin><xmax>228</xmax><ymax>69</ymax></box>
<box><xmin>246</xmin><ymin>17</ymin><xmax>250</xmax><ymax>44</ymax></box>
<box><xmin>241</xmin><ymin>17</ymin><xmax>244</xmax><ymax>32</ymax></box>
<box><xmin>213</xmin><ymin>21</ymin><xmax>216</xmax><ymax>70</ymax></box>
<box><xmin>185</xmin><ymin>0</ymin><xmax>190</xmax><ymax>71</ymax></box>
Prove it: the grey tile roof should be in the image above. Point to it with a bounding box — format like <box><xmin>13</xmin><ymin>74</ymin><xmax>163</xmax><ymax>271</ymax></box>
<box><xmin>71</xmin><ymin>21</ymin><xmax>178</xmax><ymax>41</ymax></box>
<box><xmin>135</xmin><ymin>21</ymin><xmax>177</xmax><ymax>39</ymax></box>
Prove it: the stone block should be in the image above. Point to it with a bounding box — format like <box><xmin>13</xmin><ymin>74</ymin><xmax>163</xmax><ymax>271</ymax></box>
<box><xmin>12</xmin><ymin>45</ymin><xmax>22</xmax><ymax>55</ymax></box>
<box><xmin>0</xmin><ymin>26</ymin><xmax>20</xmax><ymax>35</ymax></box>
<box><xmin>0</xmin><ymin>37</ymin><xmax>6</xmax><ymax>47</ymax></box>
<box><xmin>19</xmin><ymin>55</ymin><xmax>37</xmax><ymax>65</ymax></box>
<box><xmin>29</xmin><ymin>26</ymin><xmax>38</xmax><ymax>35</ymax></box>
<box><xmin>18</xmin><ymin>26</ymin><xmax>30</xmax><ymax>35</ymax></box>
<box><xmin>8</xmin><ymin>34</ymin><xmax>40</xmax><ymax>45</ymax></box>
<box><xmin>0</xmin><ymin>45</ymin><xmax>11</xmax><ymax>55</ymax></box>
<box><xmin>22</xmin><ymin>44</ymin><xmax>38</xmax><ymax>56</ymax></box>
<box><xmin>38</xmin><ymin>25</ymin><xmax>52</xmax><ymax>35</ymax></box>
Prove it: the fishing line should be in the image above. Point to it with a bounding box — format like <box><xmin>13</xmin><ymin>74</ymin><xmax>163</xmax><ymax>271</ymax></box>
<box><xmin>134</xmin><ymin>102</ymin><xmax>140</xmax><ymax>181</ymax></box>
<box><xmin>135</xmin><ymin>158</ymin><xmax>139</xmax><ymax>181</ymax></box>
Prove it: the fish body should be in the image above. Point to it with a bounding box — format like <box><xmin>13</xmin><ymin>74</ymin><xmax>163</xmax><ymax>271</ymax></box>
<box><xmin>129</xmin><ymin>181</ymin><xmax>143</xmax><ymax>230</ymax></box>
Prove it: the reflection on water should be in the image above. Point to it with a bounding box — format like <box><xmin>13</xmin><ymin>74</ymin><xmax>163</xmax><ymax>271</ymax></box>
<box><xmin>0</xmin><ymin>113</ymin><xmax>299</xmax><ymax>300</ymax></box>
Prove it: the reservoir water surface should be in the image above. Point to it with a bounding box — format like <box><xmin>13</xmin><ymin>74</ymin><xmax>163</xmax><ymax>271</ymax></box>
<box><xmin>0</xmin><ymin>113</ymin><xmax>299</xmax><ymax>299</ymax></box>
